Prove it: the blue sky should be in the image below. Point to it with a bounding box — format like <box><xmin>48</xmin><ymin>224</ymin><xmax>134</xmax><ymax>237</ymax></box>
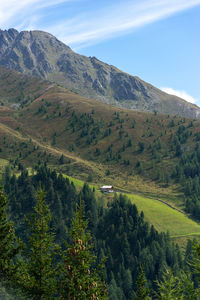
<box><xmin>0</xmin><ymin>0</ymin><xmax>199</xmax><ymax>105</ymax></box>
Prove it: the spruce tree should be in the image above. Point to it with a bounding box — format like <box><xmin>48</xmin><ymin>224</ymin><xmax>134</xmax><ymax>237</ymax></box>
<box><xmin>155</xmin><ymin>269</ymin><xmax>198</xmax><ymax>299</ymax></box>
<box><xmin>60</xmin><ymin>201</ymin><xmax>108</xmax><ymax>299</ymax></box>
<box><xmin>0</xmin><ymin>187</ymin><xmax>18</xmax><ymax>287</ymax></box>
<box><xmin>135</xmin><ymin>267</ymin><xmax>150</xmax><ymax>300</ymax></box>
<box><xmin>19</xmin><ymin>188</ymin><xmax>59</xmax><ymax>299</ymax></box>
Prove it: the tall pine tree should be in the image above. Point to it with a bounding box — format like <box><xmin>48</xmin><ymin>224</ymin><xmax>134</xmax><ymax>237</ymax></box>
<box><xmin>0</xmin><ymin>187</ymin><xmax>18</xmax><ymax>290</ymax></box>
<box><xmin>60</xmin><ymin>201</ymin><xmax>108</xmax><ymax>299</ymax></box>
<box><xmin>155</xmin><ymin>269</ymin><xmax>198</xmax><ymax>299</ymax></box>
<box><xmin>18</xmin><ymin>188</ymin><xmax>59</xmax><ymax>299</ymax></box>
<box><xmin>135</xmin><ymin>267</ymin><xmax>150</xmax><ymax>300</ymax></box>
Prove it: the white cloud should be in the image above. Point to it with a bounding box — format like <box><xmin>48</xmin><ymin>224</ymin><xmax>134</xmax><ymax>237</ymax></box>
<box><xmin>160</xmin><ymin>87</ymin><xmax>197</xmax><ymax>104</ymax></box>
<box><xmin>0</xmin><ymin>0</ymin><xmax>200</xmax><ymax>48</ymax></box>
<box><xmin>45</xmin><ymin>0</ymin><xmax>200</xmax><ymax>48</ymax></box>
<box><xmin>0</xmin><ymin>0</ymin><xmax>76</xmax><ymax>29</ymax></box>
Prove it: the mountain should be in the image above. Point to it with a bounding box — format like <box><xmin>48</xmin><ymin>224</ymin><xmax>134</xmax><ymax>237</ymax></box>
<box><xmin>0</xmin><ymin>28</ymin><xmax>200</xmax><ymax>118</ymax></box>
<box><xmin>1</xmin><ymin>31</ymin><xmax>200</xmax><ymax>299</ymax></box>
<box><xmin>1</xmin><ymin>64</ymin><xmax>200</xmax><ymax>248</ymax></box>
<box><xmin>0</xmin><ymin>65</ymin><xmax>50</xmax><ymax>106</ymax></box>
<box><xmin>0</xmin><ymin>66</ymin><xmax>198</xmax><ymax>190</ymax></box>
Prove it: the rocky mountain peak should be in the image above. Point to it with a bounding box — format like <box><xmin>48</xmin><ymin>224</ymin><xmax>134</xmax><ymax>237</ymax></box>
<box><xmin>0</xmin><ymin>28</ymin><xmax>199</xmax><ymax>119</ymax></box>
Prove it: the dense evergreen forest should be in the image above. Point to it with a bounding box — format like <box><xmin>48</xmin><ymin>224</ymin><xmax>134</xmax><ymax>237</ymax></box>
<box><xmin>1</xmin><ymin>165</ymin><xmax>200</xmax><ymax>299</ymax></box>
<box><xmin>172</xmin><ymin>138</ymin><xmax>200</xmax><ymax>219</ymax></box>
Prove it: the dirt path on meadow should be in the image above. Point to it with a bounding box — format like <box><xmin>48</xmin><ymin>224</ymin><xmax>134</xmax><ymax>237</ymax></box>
<box><xmin>0</xmin><ymin>122</ymin><xmax>100</xmax><ymax>170</ymax></box>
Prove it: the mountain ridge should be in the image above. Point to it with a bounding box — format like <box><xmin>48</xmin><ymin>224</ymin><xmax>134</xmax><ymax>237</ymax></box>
<box><xmin>1</xmin><ymin>65</ymin><xmax>200</xmax><ymax>238</ymax></box>
<box><xmin>0</xmin><ymin>28</ymin><xmax>199</xmax><ymax>118</ymax></box>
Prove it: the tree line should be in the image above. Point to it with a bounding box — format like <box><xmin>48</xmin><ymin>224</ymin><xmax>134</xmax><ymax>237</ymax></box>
<box><xmin>0</xmin><ymin>186</ymin><xmax>107</xmax><ymax>299</ymax></box>
<box><xmin>1</xmin><ymin>165</ymin><xmax>200</xmax><ymax>298</ymax></box>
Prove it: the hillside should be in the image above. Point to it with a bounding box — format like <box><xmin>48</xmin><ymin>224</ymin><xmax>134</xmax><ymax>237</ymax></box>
<box><xmin>0</xmin><ymin>67</ymin><xmax>199</xmax><ymax>195</ymax></box>
<box><xmin>0</xmin><ymin>29</ymin><xmax>200</xmax><ymax>118</ymax></box>
<box><xmin>0</xmin><ymin>65</ymin><xmax>51</xmax><ymax>107</ymax></box>
<box><xmin>1</xmin><ymin>25</ymin><xmax>200</xmax><ymax>300</ymax></box>
<box><xmin>1</xmin><ymin>67</ymin><xmax>200</xmax><ymax>227</ymax></box>
<box><xmin>1</xmin><ymin>67</ymin><xmax>200</xmax><ymax>259</ymax></box>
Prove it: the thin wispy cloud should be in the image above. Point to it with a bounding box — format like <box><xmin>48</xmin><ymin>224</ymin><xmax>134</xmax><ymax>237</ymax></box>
<box><xmin>0</xmin><ymin>0</ymin><xmax>76</xmax><ymax>29</ymax></box>
<box><xmin>161</xmin><ymin>87</ymin><xmax>197</xmax><ymax>104</ymax></box>
<box><xmin>45</xmin><ymin>0</ymin><xmax>200</xmax><ymax>49</ymax></box>
<box><xmin>0</xmin><ymin>0</ymin><xmax>200</xmax><ymax>49</ymax></box>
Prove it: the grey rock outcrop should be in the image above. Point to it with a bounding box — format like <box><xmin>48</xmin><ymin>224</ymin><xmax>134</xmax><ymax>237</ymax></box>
<box><xmin>0</xmin><ymin>28</ymin><xmax>199</xmax><ymax>118</ymax></box>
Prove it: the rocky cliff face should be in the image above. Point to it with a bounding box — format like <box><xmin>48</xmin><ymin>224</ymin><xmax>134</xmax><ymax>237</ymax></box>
<box><xmin>0</xmin><ymin>28</ymin><xmax>199</xmax><ymax>118</ymax></box>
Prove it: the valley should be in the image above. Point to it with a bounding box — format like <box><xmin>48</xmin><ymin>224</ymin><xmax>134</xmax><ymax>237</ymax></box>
<box><xmin>0</xmin><ymin>29</ymin><xmax>200</xmax><ymax>298</ymax></box>
<box><xmin>1</xmin><ymin>73</ymin><xmax>200</xmax><ymax>249</ymax></box>
<box><xmin>59</xmin><ymin>173</ymin><xmax>200</xmax><ymax>249</ymax></box>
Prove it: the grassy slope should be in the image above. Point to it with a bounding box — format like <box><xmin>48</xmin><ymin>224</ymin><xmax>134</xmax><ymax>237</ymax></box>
<box><xmin>19</xmin><ymin>87</ymin><xmax>200</xmax><ymax>197</ymax></box>
<box><xmin>129</xmin><ymin>193</ymin><xmax>200</xmax><ymax>249</ymax></box>
<box><xmin>59</xmin><ymin>174</ymin><xmax>200</xmax><ymax>249</ymax></box>
<box><xmin>128</xmin><ymin>194</ymin><xmax>200</xmax><ymax>237</ymax></box>
<box><xmin>0</xmin><ymin>158</ymin><xmax>9</xmax><ymax>178</ymax></box>
<box><xmin>1</xmin><ymin>70</ymin><xmax>200</xmax><ymax>249</ymax></box>
<box><xmin>65</xmin><ymin>174</ymin><xmax>200</xmax><ymax>239</ymax></box>
<box><xmin>58</xmin><ymin>174</ymin><xmax>200</xmax><ymax>239</ymax></box>
<box><xmin>1</xmin><ymin>83</ymin><xmax>200</xmax><ymax>201</ymax></box>
<box><xmin>0</xmin><ymin>66</ymin><xmax>50</xmax><ymax>105</ymax></box>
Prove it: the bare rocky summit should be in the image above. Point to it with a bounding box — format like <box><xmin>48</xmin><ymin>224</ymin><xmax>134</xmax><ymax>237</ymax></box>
<box><xmin>0</xmin><ymin>28</ymin><xmax>199</xmax><ymax>118</ymax></box>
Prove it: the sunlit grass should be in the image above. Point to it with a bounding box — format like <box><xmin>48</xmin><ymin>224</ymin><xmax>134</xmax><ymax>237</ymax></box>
<box><xmin>0</xmin><ymin>158</ymin><xmax>9</xmax><ymax>167</ymax></box>
<box><xmin>127</xmin><ymin>193</ymin><xmax>200</xmax><ymax>237</ymax></box>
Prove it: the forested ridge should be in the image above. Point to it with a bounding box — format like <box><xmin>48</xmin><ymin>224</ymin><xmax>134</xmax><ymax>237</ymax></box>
<box><xmin>2</xmin><ymin>74</ymin><xmax>200</xmax><ymax>223</ymax></box>
<box><xmin>1</xmin><ymin>30</ymin><xmax>200</xmax><ymax>300</ymax></box>
<box><xmin>1</xmin><ymin>165</ymin><xmax>200</xmax><ymax>299</ymax></box>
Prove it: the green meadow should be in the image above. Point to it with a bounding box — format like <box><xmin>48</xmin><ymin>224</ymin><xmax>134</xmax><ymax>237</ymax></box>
<box><xmin>0</xmin><ymin>158</ymin><xmax>9</xmax><ymax>167</ymax></box>
<box><xmin>61</xmin><ymin>174</ymin><xmax>200</xmax><ymax>242</ymax></box>
<box><xmin>63</xmin><ymin>174</ymin><xmax>97</xmax><ymax>190</ymax></box>
<box><xmin>0</xmin><ymin>158</ymin><xmax>9</xmax><ymax>176</ymax></box>
<box><xmin>127</xmin><ymin>193</ymin><xmax>200</xmax><ymax>238</ymax></box>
